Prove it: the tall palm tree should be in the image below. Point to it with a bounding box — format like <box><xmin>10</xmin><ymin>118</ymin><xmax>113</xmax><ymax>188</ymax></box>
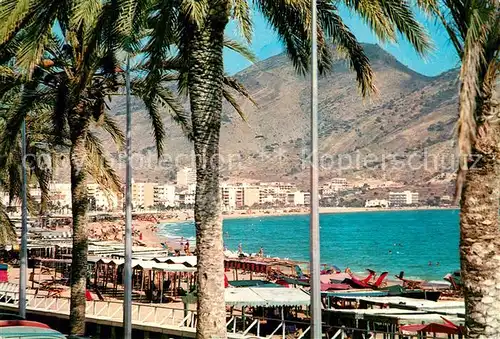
<box><xmin>432</xmin><ymin>0</ymin><xmax>500</xmax><ymax>336</ymax></box>
<box><xmin>136</xmin><ymin>1</ymin><xmax>433</xmax><ymax>337</ymax></box>
<box><xmin>0</xmin><ymin>75</ymin><xmax>56</xmax><ymax>246</ymax></box>
<box><xmin>0</xmin><ymin>2</ymin><xmax>255</xmax><ymax>335</ymax></box>
<box><xmin>0</xmin><ymin>7</ymin><xmax>189</xmax><ymax>333</ymax></box>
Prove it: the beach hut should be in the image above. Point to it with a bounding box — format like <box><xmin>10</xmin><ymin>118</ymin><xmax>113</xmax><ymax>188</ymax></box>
<box><xmin>184</xmin><ymin>287</ymin><xmax>311</xmax><ymax>337</ymax></box>
<box><xmin>224</xmin><ymin>258</ymin><xmax>273</xmax><ymax>281</ymax></box>
<box><xmin>120</xmin><ymin>260</ymin><xmax>197</xmax><ymax>302</ymax></box>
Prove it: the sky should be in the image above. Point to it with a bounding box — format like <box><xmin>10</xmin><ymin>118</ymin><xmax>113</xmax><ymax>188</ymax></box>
<box><xmin>224</xmin><ymin>7</ymin><xmax>460</xmax><ymax>77</ymax></box>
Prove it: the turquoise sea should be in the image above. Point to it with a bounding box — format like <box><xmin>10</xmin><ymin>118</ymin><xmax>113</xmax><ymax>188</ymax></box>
<box><xmin>158</xmin><ymin>209</ymin><xmax>460</xmax><ymax>280</ymax></box>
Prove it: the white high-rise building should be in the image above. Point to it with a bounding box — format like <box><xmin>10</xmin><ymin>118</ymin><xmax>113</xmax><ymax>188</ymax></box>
<box><xmin>131</xmin><ymin>181</ymin><xmax>156</xmax><ymax>209</ymax></box>
<box><xmin>154</xmin><ymin>184</ymin><xmax>176</xmax><ymax>207</ymax></box>
<box><xmin>286</xmin><ymin>191</ymin><xmax>311</xmax><ymax>206</ymax></box>
<box><xmin>388</xmin><ymin>191</ymin><xmax>419</xmax><ymax>206</ymax></box>
<box><xmin>176</xmin><ymin>167</ymin><xmax>196</xmax><ymax>187</ymax></box>
<box><xmin>87</xmin><ymin>184</ymin><xmax>119</xmax><ymax>211</ymax></box>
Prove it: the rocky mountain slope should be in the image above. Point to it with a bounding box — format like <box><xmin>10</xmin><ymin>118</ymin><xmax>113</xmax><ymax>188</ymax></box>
<box><xmin>79</xmin><ymin>43</ymin><xmax>460</xmax><ymax>189</ymax></box>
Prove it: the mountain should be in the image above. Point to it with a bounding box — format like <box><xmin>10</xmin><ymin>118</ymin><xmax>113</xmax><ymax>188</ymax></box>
<box><xmin>74</xmin><ymin>44</ymin><xmax>459</xmax><ymax>192</ymax></box>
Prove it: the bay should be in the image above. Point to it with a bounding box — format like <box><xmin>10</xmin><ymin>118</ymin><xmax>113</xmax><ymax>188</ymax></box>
<box><xmin>159</xmin><ymin>209</ymin><xmax>459</xmax><ymax>280</ymax></box>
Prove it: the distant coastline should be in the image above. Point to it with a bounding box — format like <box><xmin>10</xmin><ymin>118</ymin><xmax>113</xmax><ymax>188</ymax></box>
<box><xmin>220</xmin><ymin>206</ymin><xmax>458</xmax><ymax>220</ymax></box>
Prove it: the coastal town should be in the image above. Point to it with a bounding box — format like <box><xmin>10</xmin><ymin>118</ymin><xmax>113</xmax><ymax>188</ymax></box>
<box><xmin>1</xmin><ymin>167</ymin><xmax>453</xmax><ymax>216</ymax></box>
<box><xmin>0</xmin><ymin>0</ymin><xmax>497</xmax><ymax>338</ymax></box>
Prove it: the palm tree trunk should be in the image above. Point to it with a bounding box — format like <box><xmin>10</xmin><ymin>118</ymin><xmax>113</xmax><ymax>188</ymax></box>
<box><xmin>188</xmin><ymin>2</ymin><xmax>230</xmax><ymax>338</ymax></box>
<box><xmin>460</xmin><ymin>98</ymin><xmax>500</xmax><ymax>338</ymax></box>
<box><xmin>69</xmin><ymin>126</ymin><xmax>89</xmax><ymax>337</ymax></box>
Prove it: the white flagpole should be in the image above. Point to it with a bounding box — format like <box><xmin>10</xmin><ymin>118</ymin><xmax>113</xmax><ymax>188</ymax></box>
<box><xmin>310</xmin><ymin>0</ymin><xmax>322</xmax><ymax>336</ymax></box>
<box><xmin>123</xmin><ymin>55</ymin><xmax>133</xmax><ymax>339</ymax></box>
<box><xmin>19</xmin><ymin>116</ymin><xmax>28</xmax><ymax>319</ymax></box>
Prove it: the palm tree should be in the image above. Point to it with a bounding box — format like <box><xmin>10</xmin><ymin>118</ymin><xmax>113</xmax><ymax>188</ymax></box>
<box><xmin>138</xmin><ymin>1</ymin><xmax>433</xmax><ymax>337</ymax></box>
<box><xmin>432</xmin><ymin>0</ymin><xmax>499</xmax><ymax>336</ymax></box>
<box><xmin>0</xmin><ymin>75</ymin><xmax>56</xmax><ymax>246</ymax></box>
<box><xmin>0</xmin><ymin>11</ymin><xmax>189</xmax><ymax>334</ymax></box>
<box><xmin>0</xmin><ymin>3</ymin><xmax>256</xmax><ymax>335</ymax></box>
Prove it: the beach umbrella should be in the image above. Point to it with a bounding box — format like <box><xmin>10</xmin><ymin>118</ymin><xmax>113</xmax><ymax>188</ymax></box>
<box><xmin>309</xmin><ymin>0</ymin><xmax>322</xmax><ymax>337</ymax></box>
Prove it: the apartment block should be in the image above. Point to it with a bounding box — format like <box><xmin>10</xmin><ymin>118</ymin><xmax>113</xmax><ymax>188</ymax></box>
<box><xmin>388</xmin><ymin>191</ymin><xmax>419</xmax><ymax>206</ymax></box>
<box><xmin>87</xmin><ymin>183</ymin><xmax>119</xmax><ymax>211</ymax></box>
<box><xmin>131</xmin><ymin>182</ymin><xmax>156</xmax><ymax>209</ymax></box>
<box><xmin>153</xmin><ymin>184</ymin><xmax>176</xmax><ymax>207</ymax></box>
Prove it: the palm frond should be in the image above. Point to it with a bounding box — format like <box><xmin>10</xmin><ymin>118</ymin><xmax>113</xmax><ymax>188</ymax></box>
<box><xmin>255</xmin><ymin>0</ymin><xmax>313</xmax><ymax>75</ymax></box>
<box><xmin>378</xmin><ymin>0</ymin><xmax>433</xmax><ymax>55</ymax></box>
<box><xmin>0</xmin><ymin>204</ymin><xmax>16</xmax><ymax>246</ymax></box>
<box><xmin>71</xmin><ymin>0</ymin><xmax>102</xmax><ymax>32</ymax></box>
<box><xmin>181</xmin><ymin>0</ymin><xmax>209</xmax><ymax>26</ymax></box>
<box><xmin>223</xmin><ymin>76</ymin><xmax>258</xmax><ymax>106</ymax></box>
<box><xmin>12</xmin><ymin>0</ymin><xmax>60</xmax><ymax>74</ymax></box>
<box><xmin>341</xmin><ymin>0</ymin><xmax>396</xmax><ymax>42</ymax></box>
<box><xmin>100</xmin><ymin>113</ymin><xmax>126</xmax><ymax>150</ymax></box>
<box><xmin>223</xmin><ymin>89</ymin><xmax>248</xmax><ymax>122</ymax></box>
<box><xmin>318</xmin><ymin>4</ymin><xmax>376</xmax><ymax>96</ymax></box>
<box><xmin>85</xmin><ymin>132</ymin><xmax>122</xmax><ymax>195</ymax></box>
<box><xmin>232</xmin><ymin>0</ymin><xmax>253</xmax><ymax>43</ymax></box>
<box><xmin>0</xmin><ymin>0</ymin><xmax>32</xmax><ymax>46</ymax></box>
<box><xmin>224</xmin><ymin>38</ymin><xmax>257</xmax><ymax>64</ymax></box>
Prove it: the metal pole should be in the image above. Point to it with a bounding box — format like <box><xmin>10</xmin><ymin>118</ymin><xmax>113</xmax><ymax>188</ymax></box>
<box><xmin>123</xmin><ymin>55</ymin><xmax>133</xmax><ymax>339</ymax></box>
<box><xmin>310</xmin><ymin>0</ymin><xmax>322</xmax><ymax>337</ymax></box>
<box><xmin>19</xmin><ymin>117</ymin><xmax>28</xmax><ymax>318</ymax></box>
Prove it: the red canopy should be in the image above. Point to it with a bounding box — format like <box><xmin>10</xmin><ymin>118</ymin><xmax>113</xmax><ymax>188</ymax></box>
<box><xmin>400</xmin><ymin>319</ymin><xmax>463</xmax><ymax>335</ymax></box>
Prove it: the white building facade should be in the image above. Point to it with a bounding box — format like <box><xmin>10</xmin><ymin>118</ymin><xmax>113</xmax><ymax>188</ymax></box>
<box><xmin>153</xmin><ymin>184</ymin><xmax>176</xmax><ymax>207</ymax></box>
<box><xmin>388</xmin><ymin>191</ymin><xmax>419</xmax><ymax>206</ymax></box>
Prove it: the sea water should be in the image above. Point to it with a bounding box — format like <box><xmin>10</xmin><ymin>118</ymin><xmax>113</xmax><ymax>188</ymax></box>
<box><xmin>159</xmin><ymin>209</ymin><xmax>459</xmax><ymax>280</ymax></box>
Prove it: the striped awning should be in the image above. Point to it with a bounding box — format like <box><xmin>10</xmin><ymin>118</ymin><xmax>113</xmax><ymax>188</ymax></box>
<box><xmin>225</xmin><ymin>287</ymin><xmax>310</xmax><ymax>307</ymax></box>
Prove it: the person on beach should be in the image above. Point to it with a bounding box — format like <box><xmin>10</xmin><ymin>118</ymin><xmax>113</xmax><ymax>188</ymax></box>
<box><xmin>258</xmin><ymin>247</ymin><xmax>264</xmax><ymax>257</ymax></box>
<box><xmin>238</xmin><ymin>243</ymin><xmax>243</xmax><ymax>255</ymax></box>
<box><xmin>184</xmin><ymin>240</ymin><xmax>191</xmax><ymax>256</ymax></box>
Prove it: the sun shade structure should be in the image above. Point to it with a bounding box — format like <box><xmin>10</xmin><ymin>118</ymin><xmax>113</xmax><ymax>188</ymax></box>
<box><xmin>224</xmin><ymin>259</ymin><xmax>272</xmax><ymax>274</ymax></box>
<box><xmin>153</xmin><ymin>256</ymin><xmax>197</xmax><ymax>267</ymax></box>
<box><xmin>224</xmin><ymin>287</ymin><xmax>310</xmax><ymax>307</ymax></box>
<box><xmin>118</xmin><ymin>260</ymin><xmax>196</xmax><ymax>272</ymax></box>
<box><xmin>228</xmin><ymin>280</ymin><xmax>283</xmax><ymax>288</ymax></box>
<box><xmin>400</xmin><ymin>319</ymin><xmax>464</xmax><ymax>335</ymax></box>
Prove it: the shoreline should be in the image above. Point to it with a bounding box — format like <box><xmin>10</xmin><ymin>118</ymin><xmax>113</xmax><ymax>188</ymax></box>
<box><xmin>204</xmin><ymin>206</ymin><xmax>457</xmax><ymax>221</ymax></box>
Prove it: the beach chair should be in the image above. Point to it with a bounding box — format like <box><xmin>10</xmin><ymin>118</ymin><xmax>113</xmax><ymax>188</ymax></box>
<box><xmin>370</xmin><ymin>272</ymin><xmax>388</xmax><ymax>288</ymax></box>
<box><xmin>395</xmin><ymin>271</ymin><xmax>423</xmax><ymax>289</ymax></box>
<box><xmin>342</xmin><ymin>269</ymin><xmax>376</xmax><ymax>289</ymax></box>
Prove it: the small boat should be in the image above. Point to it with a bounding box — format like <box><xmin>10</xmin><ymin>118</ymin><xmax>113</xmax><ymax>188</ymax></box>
<box><xmin>0</xmin><ymin>326</ymin><xmax>66</xmax><ymax>338</ymax></box>
<box><xmin>383</xmin><ymin>285</ymin><xmax>442</xmax><ymax>301</ymax></box>
<box><xmin>0</xmin><ymin>320</ymin><xmax>50</xmax><ymax>328</ymax></box>
<box><xmin>321</xmin><ymin>282</ymin><xmax>351</xmax><ymax>291</ymax></box>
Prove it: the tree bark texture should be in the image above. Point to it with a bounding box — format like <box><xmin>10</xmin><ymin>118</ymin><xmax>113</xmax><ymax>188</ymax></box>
<box><xmin>188</xmin><ymin>1</ymin><xmax>230</xmax><ymax>338</ymax></box>
<box><xmin>68</xmin><ymin>117</ymin><xmax>90</xmax><ymax>337</ymax></box>
<box><xmin>460</xmin><ymin>90</ymin><xmax>500</xmax><ymax>338</ymax></box>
